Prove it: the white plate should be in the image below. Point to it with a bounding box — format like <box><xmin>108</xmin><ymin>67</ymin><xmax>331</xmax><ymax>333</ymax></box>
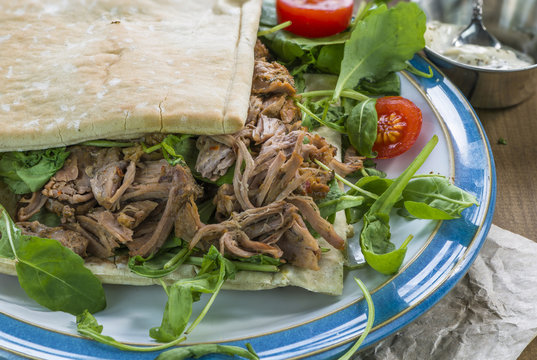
<box><xmin>0</xmin><ymin>55</ymin><xmax>495</xmax><ymax>360</ymax></box>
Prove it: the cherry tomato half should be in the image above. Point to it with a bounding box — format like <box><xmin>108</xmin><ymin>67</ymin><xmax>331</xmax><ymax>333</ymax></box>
<box><xmin>276</xmin><ymin>0</ymin><xmax>353</xmax><ymax>38</ymax></box>
<box><xmin>373</xmin><ymin>96</ymin><xmax>423</xmax><ymax>159</ymax></box>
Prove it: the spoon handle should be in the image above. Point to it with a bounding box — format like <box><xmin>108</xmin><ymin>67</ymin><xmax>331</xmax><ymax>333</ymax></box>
<box><xmin>473</xmin><ymin>0</ymin><xmax>483</xmax><ymax>21</ymax></box>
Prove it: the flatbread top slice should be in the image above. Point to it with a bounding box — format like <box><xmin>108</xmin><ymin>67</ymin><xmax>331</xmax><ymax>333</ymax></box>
<box><xmin>0</xmin><ymin>0</ymin><xmax>262</xmax><ymax>151</ymax></box>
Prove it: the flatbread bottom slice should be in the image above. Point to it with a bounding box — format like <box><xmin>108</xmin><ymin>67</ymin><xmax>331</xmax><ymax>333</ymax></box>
<box><xmin>0</xmin><ymin>237</ymin><xmax>343</xmax><ymax>295</ymax></box>
<box><xmin>0</xmin><ymin>127</ymin><xmax>347</xmax><ymax>296</ymax></box>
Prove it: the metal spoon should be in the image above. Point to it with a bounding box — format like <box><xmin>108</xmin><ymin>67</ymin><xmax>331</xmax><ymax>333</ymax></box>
<box><xmin>452</xmin><ymin>0</ymin><xmax>501</xmax><ymax>49</ymax></box>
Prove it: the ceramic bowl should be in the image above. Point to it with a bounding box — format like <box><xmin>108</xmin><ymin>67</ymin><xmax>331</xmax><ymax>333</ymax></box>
<box><xmin>414</xmin><ymin>0</ymin><xmax>537</xmax><ymax>108</ymax></box>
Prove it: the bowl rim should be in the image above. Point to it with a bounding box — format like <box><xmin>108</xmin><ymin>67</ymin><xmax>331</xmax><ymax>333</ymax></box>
<box><xmin>423</xmin><ymin>46</ymin><xmax>537</xmax><ymax>73</ymax></box>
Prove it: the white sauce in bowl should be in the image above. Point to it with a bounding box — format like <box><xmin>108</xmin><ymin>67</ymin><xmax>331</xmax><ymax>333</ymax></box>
<box><xmin>425</xmin><ymin>21</ymin><xmax>534</xmax><ymax>70</ymax></box>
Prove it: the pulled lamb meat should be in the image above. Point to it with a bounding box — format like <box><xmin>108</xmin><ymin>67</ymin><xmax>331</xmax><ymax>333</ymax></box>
<box><xmin>280</xmin><ymin>97</ymin><xmax>301</xmax><ymax>124</ymax></box>
<box><xmin>174</xmin><ymin>197</ymin><xmax>203</xmax><ymax>242</ymax></box>
<box><xmin>286</xmin><ymin>195</ymin><xmax>344</xmax><ymax>250</ymax></box>
<box><xmin>41</xmin><ymin>147</ymin><xmax>95</xmax><ymax>204</ymax></box>
<box><xmin>252</xmin><ymin>114</ymin><xmax>287</xmax><ymax>144</ymax></box>
<box><xmin>195</xmin><ymin>53</ymin><xmax>303</xmax><ymax>182</ymax></box>
<box><xmin>329</xmin><ymin>147</ymin><xmax>365</xmax><ymax>177</ymax></box>
<box><xmin>231</xmin><ymin>201</ymin><xmax>295</xmax><ymax>247</ymax></box>
<box><xmin>17</xmin><ymin>192</ymin><xmax>47</xmax><ymax>221</ymax></box>
<box><xmin>247</xmin><ymin>95</ymin><xmax>264</xmax><ymax>125</ymax></box>
<box><xmin>190</xmin><ymin>201</ymin><xmax>325</xmax><ymax>270</ymax></box>
<box><xmin>247</xmin><ymin>94</ymin><xmax>301</xmax><ymax>129</ymax></box>
<box><xmin>254</xmin><ymin>39</ymin><xmax>270</xmax><ymax>61</ymax></box>
<box><xmin>116</xmin><ymin>200</ymin><xmax>159</xmax><ymax>229</ymax></box>
<box><xmin>90</xmin><ymin>160</ymin><xmax>136</xmax><ymax>210</ymax></box>
<box><xmin>87</xmin><ymin>209</ymin><xmax>134</xmax><ymax>244</ymax></box>
<box><xmin>249</xmin><ymin>41</ymin><xmax>297</xmax><ymax>128</ymax></box>
<box><xmin>195</xmin><ymin>136</ymin><xmax>236</xmax><ymax>182</ymax></box>
<box><xmin>188</xmin><ymin>41</ymin><xmax>348</xmax><ymax>267</ymax></box>
<box><xmin>252</xmin><ymin>60</ymin><xmax>296</xmax><ymax>96</ymax></box>
<box><xmin>235</xmin><ymin>130</ymin><xmax>338</xmax><ymax>209</ymax></box>
<box><xmin>213</xmin><ymin>184</ymin><xmax>241</xmax><ymax>222</ymax></box>
<box><xmin>18</xmin><ymin>221</ymin><xmax>89</xmax><ymax>257</ymax></box>
<box><xmin>121</xmin><ymin>160</ymin><xmax>176</xmax><ymax>202</ymax></box>
<box><xmin>15</xmin><ymin>146</ymin><xmax>203</xmax><ymax>260</ymax></box>
<box><xmin>76</xmin><ymin>214</ymin><xmax>123</xmax><ymax>257</ymax></box>
<box><xmin>45</xmin><ymin>198</ymin><xmax>97</xmax><ymax>224</ymax></box>
<box><xmin>126</xmin><ymin>165</ymin><xmax>202</xmax><ymax>257</ymax></box>
<box><xmin>278</xmin><ymin>216</ymin><xmax>321</xmax><ymax>270</ymax></box>
<box><xmin>259</xmin><ymin>95</ymin><xmax>286</xmax><ymax>119</ymax></box>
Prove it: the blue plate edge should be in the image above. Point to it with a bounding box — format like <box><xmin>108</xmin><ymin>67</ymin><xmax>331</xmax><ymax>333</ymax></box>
<box><xmin>0</xmin><ymin>55</ymin><xmax>497</xmax><ymax>360</ymax></box>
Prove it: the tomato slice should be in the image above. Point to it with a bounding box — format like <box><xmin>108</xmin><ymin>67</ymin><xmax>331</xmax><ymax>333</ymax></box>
<box><xmin>276</xmin><ymin>0</ymin><xmax>353</xmax><ymax>38</ymax></box>
<box><xmin>373</xmin><ymin>96</ymin><xmax>423</xmax><ymax>159</ymax></box>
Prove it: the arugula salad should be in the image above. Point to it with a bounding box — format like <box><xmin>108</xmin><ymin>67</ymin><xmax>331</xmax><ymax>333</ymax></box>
<box><xmin>0</xmin><ymin>1</ymin><xmax>479</xmax><ymax>359</ymax></box>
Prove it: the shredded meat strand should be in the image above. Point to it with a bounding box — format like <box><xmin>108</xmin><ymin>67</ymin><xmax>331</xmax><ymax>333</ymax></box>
<box><xmin>17</xmin><ymin>192</ymin><xmax>47</xmax><ymax>221</ymax></box>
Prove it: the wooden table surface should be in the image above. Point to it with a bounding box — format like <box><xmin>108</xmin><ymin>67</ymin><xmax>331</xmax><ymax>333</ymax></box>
<box><xmin>475</xmin><ymin>88</ymin><xmax>537</xmax><ymax>359</ymax></box>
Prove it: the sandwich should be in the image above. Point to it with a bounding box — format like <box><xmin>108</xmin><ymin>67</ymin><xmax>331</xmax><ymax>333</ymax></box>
<box><xmin>0</xmin><ymin>0</ymin><xmax>356</xmax><ymax>296</ymax></box>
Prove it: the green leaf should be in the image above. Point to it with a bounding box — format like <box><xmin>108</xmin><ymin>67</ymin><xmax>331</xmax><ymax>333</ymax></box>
<box><xmin>0</xmin><ymin>205</ymin><xmax>19</xmax><ymax>259</ymax></box>
<box><xmin>320</xmin><ymin>195</ymin><xmax>364</xmax><ymax>222</ymax></box>
<box><xmin>29</xmin><ymin>208</ymin><xmax>61</xmax><ymax>227</ymax></box>
<box><xmin>156</xmin><ymin>344</ymin><xmax>259</xmax><ymax>360</ymax></box>
<box><xmin>77</xmin><ymin>310</ymin><xmax>186</xmax><ymax>352</ymax></box>
<box><xmin>337</xmin><ymin>277</ymin><xmax>375</xmax><ymax>360</ymax></box>
<box><xmin>361</xmin><ymin>213</ymin><xmax>393</xmax><ymax>254</ymax></box>
<box><xmin>214</xmin><ymin>165</ymin><xmax>235</xmax><ymax>186</ymax></box>
<box><xmin>2</xmin><ymin>205</ymin><xmax>106</xmax><ymax>313</ymax></box>
<box><xmin>260</xmin><ymin>0</ymin><xmax>278</xmax><ymax>27</ymax></box>
<box><xmin>259</xmin><ymin>0</ymin><xmax>350</xmax><ymax>76</ymax></box>
<box><xmin>301</xmin><ymin>101</ymin><xmax>346</xmax><ymax>131</ymax></box>
<box><xmin>353</xmin><ymin>176</ymin><xmax>393</xmax><ymax>196</ymax></box>
<box><xmin>361</xmin><ymin>166</ymin><xmax>387</xmax><ymax>179</ymax></box>
<box><xmin>403</xmin><ymin>201</ymin><xmax>456</xmax><ymax>220</ymax></box>
<box><xmin>79</xmin><ymin>140</ymin><xmax>134</xmax><ymax>147</ymax></box>
<box><xmin>370</xmin><ymin>136</ymin><xmax>438</xmax><ymax>216</ymax></box>
<box><xmin>233</xmin><ymin>253</ymin><xmax>282</xmax><ymax>267</ymax></box>
<box><xmin>127</xmin><ymin>235</ymin><xmax>189</xmax><ymax>278</ymax></box>
<box><xmin>333</xmin><ymin>2</ymin><xmax>426</xmax><ymax>100</ymax></box>
<box><xmin>345</xmin><ymin>176</ymin><xmax>393</xmax><ymax>224</ymax></box>
<box><xmin>360</xmin><ymin>214</ymin><xmax>409</xmax><ymax>275</ymax></box>
<box><xmin>346</xmin><ymin>98</ymin><xmax>378</xmax><ymax>157</ymax></box>
<box><xmin>261</xmin><ymin>29</ymin><xmax>349</xmax><ymax>65</ymax></box>
<box><xmin>0</xmin><ymin>148</ymin><xmax>70</xmax><ymax>194</ymax></box>
<box><xmin>197</xmin><ymin>199</ymin><xmax>216</xmax><ymax>224</ymax></box>
<box><xmin>356</xmin><ymin>72</ymin><xmax>401</xmax><ymax>96</ymax></box>
<box><xmin>360</xmin><ymin>136</ymin><xmax>438</xmax><ymax>275</ymax></box>
<box><xmin>128</xmin><ymin>248</ymin><xmax>190</xmax><ymax>278</ymax></box>
<box><xmin>317</xmin><ymin>179</ymin><xmax>364</xmax><ymax>220</ymax></box>
<box><xmin>77</xmin><ymin>309</ymin><xmax>104</xmax><ymax>334</ymax></box>
<box><xmin>150</xmin><ymin>283</ymin><xmax>194</xmax><ymax>342</ymax></box>
<box><xmin>150</xmin><ymin>272</ymin><xmax>223</xmax><ymax>342</ymax></box>
<box><xmin>315</xmin><ymin>44</ymin><xmax>345</xmax><ymax>74</ymax></box>
<box><xmin>402</xmin><ymin>177</ymin><xmax>479</xmax><ymax>219</ymax></box>
<box><xmin>150</xmin><ymin>246</ymin><xmax>236</xmax><ymax>342</ymax></box>
<box><xmin>16</xmin><ymin>236</ymin><xmax>106</xmax><ymax>315</ymax></box>
<box><xmin>158</xmin><ymin>135</ymin><xmax>196</xmax><ymax>167</ymax></box>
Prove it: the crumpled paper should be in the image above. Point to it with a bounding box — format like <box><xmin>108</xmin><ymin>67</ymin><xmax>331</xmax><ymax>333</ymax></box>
<box><xmin>356</xmin><ymin>224</ymin><xmax>537</xmax><ymax>360</ymax></box>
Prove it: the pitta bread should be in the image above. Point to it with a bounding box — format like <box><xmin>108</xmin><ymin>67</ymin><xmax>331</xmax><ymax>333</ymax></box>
<box><xmin>0</xmin><ymin>0</ymin><xmax>261</xmax><ymax>152</ymax></box>
<box><xmin>0</xmin><ymin>236</ymin><xmax>344</xmax><ymax>295</ymax></box>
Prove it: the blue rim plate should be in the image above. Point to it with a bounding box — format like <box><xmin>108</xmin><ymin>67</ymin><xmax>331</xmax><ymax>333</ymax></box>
<box><xmin>0</xmin><ymin>55</ymin><xmax>495</xmax><ymax>360</ymax></box>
